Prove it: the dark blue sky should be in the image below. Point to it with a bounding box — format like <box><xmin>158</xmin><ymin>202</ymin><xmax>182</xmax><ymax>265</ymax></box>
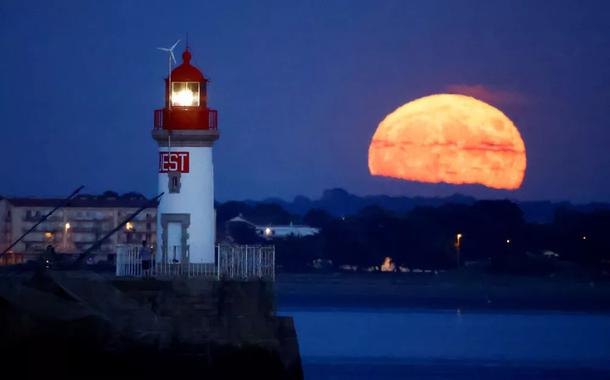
<box><xmin>1</xmin><ymin>0</ymin><xmax>609</xmax><ymax>203</ymax></box>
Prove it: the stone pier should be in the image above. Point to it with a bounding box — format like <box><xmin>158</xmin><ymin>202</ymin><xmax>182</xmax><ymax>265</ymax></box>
<box><xmin>0</xmin><ymin>269</ymin><xmax>302</xmax><ymax>379</ymax></box>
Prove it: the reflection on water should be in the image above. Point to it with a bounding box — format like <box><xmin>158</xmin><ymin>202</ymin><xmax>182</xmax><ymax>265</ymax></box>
<box><xmin>279</xmin><ymin>308</ymin><xmax>610</xmax><ymax>380</ymax></box>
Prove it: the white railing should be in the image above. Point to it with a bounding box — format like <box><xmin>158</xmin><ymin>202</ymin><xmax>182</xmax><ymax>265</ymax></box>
<box><xmin>115</xmin><ymin>244</ymin><xmax>275</xmax><ymax>281</ymax></box>
<box><xmin>115</xmin><ymin>245</ymin><xmax>144</xmax><ymax>277</ymax></box>
<box><xmin>217</xmin><ymin>244</ymin><xmax>275</xmax><ymax>281</ymax></box>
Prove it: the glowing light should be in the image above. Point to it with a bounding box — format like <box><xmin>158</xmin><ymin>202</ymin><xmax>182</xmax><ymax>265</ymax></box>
<box><xmin>264</xmin><ymin>227</ymin><xmax>272</xmax><ymax>237</ymax></box>
<box><xmin>64</xmin><ymin>222</ymin><xmax>71</xmax><ymax>231</ymax></box>
<box><xmin>171</xmin><ymin>82</ymin><xmax>199</xmax><ymax>107</ymax></box>
<box><xmin>369</xmin><ymin>94</ymin><xmax>526</xmax><ymax>190</ymax></box>
<box><xmin>506</xmin><ymin>239</ymin><xmax>511</xmax><ymax>244</ymax></box>
<box><xmin>125</xmin><ymin>222</ymin><xmax>134</xmax><ymax>231</ymax></box>
<box><xmin>455</xmin><ymin>233</ymin><xmax>463</xmax><ymax>246</ymax></box>
<box><xmin>582</xmin><ymin>236</ymin><xmax>587</xmax><ymax>240</ymax></box>
<box><xmin>172</xmin><ymin>89</ymin><xmax>195</xmax><ymax>106</ymax></box>
<box><xmin>44</xmin><ymin>232</ymin><xmax>53</xmax><ymax>240</ymax></box>
<box><xmin>380</xmin><ymin>257</ymin><xmax>396</xmax><ymax>272</ymax></box>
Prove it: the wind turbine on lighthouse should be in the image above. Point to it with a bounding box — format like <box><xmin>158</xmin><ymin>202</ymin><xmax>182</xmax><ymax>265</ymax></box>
<box><xmin>152</xmin><ymin>39</ymin><xmax>219</xmax><ymax>265</ymax></box>
<box><xmin>157</xmin><ymin>39</ymin><xmax>181</xmax><ymax>109</ymax></box>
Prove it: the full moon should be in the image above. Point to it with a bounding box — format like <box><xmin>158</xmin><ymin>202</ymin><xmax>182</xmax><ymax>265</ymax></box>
<box><xmin>368</xmin><ymin>94</ymin><xmax>526</xmax><ymax>190</ymax></box>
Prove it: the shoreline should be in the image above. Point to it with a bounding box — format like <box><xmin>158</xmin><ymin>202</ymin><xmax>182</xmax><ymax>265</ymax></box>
<box><xmin>275</xmin><ymin>272</ymin><xmax>610</xmax><ymax>313</ymax></box>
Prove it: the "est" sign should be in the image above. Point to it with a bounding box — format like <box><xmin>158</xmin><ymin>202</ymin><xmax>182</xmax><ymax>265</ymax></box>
<box><xmin>159</xmin><ymin>152</ymin><xmax>190</xmax><ymax>173</ymax></box>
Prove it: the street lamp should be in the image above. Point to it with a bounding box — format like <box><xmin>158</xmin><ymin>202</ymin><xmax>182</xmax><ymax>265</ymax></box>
<box><xmin>125</xmin><ymin>222</ymin><xmax>135</xmax><ymax>243</ymax></box>
<box><xmin>455</xmin><ymin>233</ymin><xmax>463</xmax><ymax>267</ymax></box>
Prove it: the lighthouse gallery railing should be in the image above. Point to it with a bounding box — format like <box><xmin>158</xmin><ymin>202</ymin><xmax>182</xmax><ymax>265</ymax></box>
<box><xmin>115</xmin><ymin>244</ymin><xmax>275</xmax><ymax>281</ymax></box>
<box><xmin>153</xmin><ymin>108</ymin><xmax>218</xmax><ymax>130</ymax></box>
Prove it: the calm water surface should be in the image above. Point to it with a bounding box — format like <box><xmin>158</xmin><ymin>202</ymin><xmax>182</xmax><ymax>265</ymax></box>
<box><xmin>279</xmin><ymin>307</ymin><xmax>610</xmax><ymax>379</ymax></box>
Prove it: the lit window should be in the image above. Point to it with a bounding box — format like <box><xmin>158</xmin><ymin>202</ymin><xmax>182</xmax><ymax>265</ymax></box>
<box><xmin>171</xmin><ymin>82</ymin><xmax>200</xmax><ymax>107</ymax></box>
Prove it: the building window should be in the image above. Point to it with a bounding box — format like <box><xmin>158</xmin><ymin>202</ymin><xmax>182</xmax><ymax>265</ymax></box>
<box><xmin>168</xmin><ymin>172</ymin><xmax>181</xmax><ymax>193</ymax></box>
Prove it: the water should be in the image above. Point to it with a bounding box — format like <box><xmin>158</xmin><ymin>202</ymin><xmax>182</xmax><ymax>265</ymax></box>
<box><xmin>279</xmin><ymin>307</ymin><xmax>610</xmax><ymax>379</ymax></box>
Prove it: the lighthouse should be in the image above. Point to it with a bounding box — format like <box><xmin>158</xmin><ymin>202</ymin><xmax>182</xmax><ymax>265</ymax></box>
<box><xmin>152</xmin><ymin>47</ymin><xmax>219</xmax><ymax>264</ymax></box>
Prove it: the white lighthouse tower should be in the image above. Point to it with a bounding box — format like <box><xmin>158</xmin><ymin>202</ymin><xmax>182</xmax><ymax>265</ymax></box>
<box><xmin>152</xmin><ymin>48</ymin><xmax>219</xmax><ymax>264</ymax></box>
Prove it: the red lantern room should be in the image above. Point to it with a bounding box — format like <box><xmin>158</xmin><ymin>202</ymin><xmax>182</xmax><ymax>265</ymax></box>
<box><xmin>153</xmin><ymin>48</ymin><xmax>218</xmax><ymax>131</ymax></box>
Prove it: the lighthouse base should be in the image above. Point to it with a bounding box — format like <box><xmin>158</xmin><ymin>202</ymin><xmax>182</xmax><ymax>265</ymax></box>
<box><xmin>156</xmin><ymin>145</ymin><xmax>216</xmax><ymax>264</ymax></box>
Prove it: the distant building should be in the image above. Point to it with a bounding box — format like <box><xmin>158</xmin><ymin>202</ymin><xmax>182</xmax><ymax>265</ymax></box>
<box><xmin>226</xmin><ymin>215</ymin><xmax>319</xmax><ymax>241</ymax></box>
<box><xmin>257</xmin><ymin>222</ymin><xmax>319</xmax><ymax>239</ymax></box>
<box><xmin>0</xmin><ymin>193</ymin><xmax>156</xmax><ymax>265</ymax></box>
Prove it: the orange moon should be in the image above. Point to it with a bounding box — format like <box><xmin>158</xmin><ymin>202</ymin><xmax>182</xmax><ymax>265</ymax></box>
<box><xmin>368</xmin><ymin>94</ymin><xmax>526</xmax><ymax>190</ymax></box>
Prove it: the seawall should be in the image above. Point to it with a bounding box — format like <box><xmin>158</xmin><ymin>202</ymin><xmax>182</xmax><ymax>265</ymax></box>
<box><xmin>0</xmin><ymin>268</ymin><xmax>302</xmax><ymax>379</ymax></box>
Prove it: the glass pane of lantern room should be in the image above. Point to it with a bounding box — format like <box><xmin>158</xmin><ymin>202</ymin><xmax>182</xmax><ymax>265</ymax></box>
<box><xmin>172</xmin><ymin>82</ymin><xmax>186</xmax><ymax>93</ymax></box>
<box><xmin>171</xmin><ymin>82</ymin><xmax>186</xmax><ymax>106</ymax></box>
<box><xmin>187</xmin><ymin>82</ymin><xmax>200</xmax><ymax>106</ymax></box>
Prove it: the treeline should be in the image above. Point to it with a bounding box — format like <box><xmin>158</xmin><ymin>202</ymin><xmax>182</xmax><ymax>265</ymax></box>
<box><xmin>216</xmin><ymin>200</ymin><xmax>610</xmax><ymax>275</ymax></box>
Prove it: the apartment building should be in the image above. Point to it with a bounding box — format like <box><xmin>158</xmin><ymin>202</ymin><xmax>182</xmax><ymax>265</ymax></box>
<box><xmin>0</xmin><ymin>192</ymin><xmax>156</xmax><ymax>265</ymax></box>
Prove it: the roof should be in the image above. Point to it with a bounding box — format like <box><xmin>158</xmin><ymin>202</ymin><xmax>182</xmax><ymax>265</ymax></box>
<box><xmin>170</xmin><ymin>49</ymin><xmax>206</xmax><ymax>82</ymax></box>
<box><xmin>262</xmin><ymin>224</ymin><xmax>318</xmax><ymax>230</ymax></box>
<box><xmin>6</xmin><ymin>196</ymin><xmax>158</xmax><ymax>209</ymax></box>
<box><xmin>228</xmin><ymin>215</ymin><xmax>256</xmax><ymax>225</ymax></box>
<box><xmin>227</xmin><ymin>216</ymin><xmax>316</xmax><ymax>230</ymax></box>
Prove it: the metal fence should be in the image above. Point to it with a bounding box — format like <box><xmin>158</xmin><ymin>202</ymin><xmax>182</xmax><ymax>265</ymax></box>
<box><xmin>217</xmin><ymin>244</ymin><xmax>275</xmax><ymax>281</ymax></box>
<box><xmin>115</xmin><ymin>244</ymin><xmax>275</xmax><ymax>281</ymax></box>
<box><xmin>115</xmin><ymin>245</ymin><xmax>145</xmax><ymax>277</ymax></box>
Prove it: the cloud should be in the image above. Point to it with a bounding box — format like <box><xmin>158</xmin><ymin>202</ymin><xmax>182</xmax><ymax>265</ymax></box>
<box><xmin>445</xmin><ymin>84</ymin><xmax>527</xmax><ymax>107</ymax></box>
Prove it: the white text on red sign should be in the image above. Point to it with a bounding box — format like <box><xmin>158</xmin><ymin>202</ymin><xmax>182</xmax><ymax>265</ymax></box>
<box><xmin>159</xmin><ymin>152</ymin><xmax>190</xmax><ymax>173</ymax></box>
